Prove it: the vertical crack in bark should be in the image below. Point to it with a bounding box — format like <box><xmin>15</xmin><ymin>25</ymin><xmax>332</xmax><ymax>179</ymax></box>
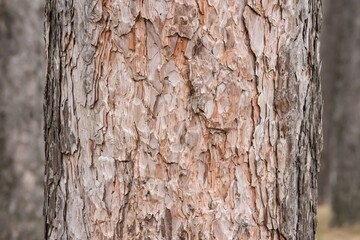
<box><xmin>115</xmin><ymin>159</ymin><xmax>134</xmax><ymax>239</ymax></box>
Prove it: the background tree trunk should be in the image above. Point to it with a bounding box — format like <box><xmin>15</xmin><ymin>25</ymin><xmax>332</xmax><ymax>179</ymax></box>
<box><xmin>0</xmin><ymin>0</ymin><xmax>45</xmax><ymax>239</ymax></box>
<box><xmin>317</xmin><ymin>0</ymin><xmax>334</xmax><ymax>205</ymax></box>
<box><xmin>321</xmin><ymin>0</ymin><xmax>360</xmax><ymax>226</ymax></box>
<box><xmin>44</xmin><ymin>0</ymin><xmax>322</xmax><ymax>239</ymax></box>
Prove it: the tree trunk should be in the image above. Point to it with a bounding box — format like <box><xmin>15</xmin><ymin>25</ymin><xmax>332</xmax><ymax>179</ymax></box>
<box><xmin>317</xmin><ymin>0</ymin><xmax>334</xmax><ymax>205</ymax></box>
<box><xmin>0</xmin><ymin>0</ymin><xmax>45</xmax><ymax>239</ymax></box>
<box><xmin>44</xmin><ymin>0</ymin><xmax>322</xmax><ymax>239</ymax></box>
<box><xmin>323</xmin><ymin>0</ymin><xmax>360</xmax><ymax>226</ymax></box>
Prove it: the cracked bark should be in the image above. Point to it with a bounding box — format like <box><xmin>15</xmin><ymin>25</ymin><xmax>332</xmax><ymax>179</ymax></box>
<box><xmin>44</xmin><ymin>0</ymin><xmax>322</xmax><ymax>239</ymax></box>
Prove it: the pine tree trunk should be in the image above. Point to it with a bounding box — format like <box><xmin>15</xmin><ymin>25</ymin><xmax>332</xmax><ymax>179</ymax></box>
<box><xmin>44</xmin><ymin>0</ymin><xmax>322</xmax><ymax>239</ymax></box>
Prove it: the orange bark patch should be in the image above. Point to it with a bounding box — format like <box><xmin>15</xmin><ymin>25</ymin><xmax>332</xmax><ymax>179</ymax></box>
<box><xmin>196</xmin><ymin>0</ymin><xmax>206</xmax><ymax>24</ymax></box>
<box><xmin>129</xmin><ymin>26</ymin><xmax>136</xmax><ymax>51</ymax></box>
<box><xmin>173</xmin><ymin>37</ymin><xmax>188</xmax><ymax>69</ymax></box>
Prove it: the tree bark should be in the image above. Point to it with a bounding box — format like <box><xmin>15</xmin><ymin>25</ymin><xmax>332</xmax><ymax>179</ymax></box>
<box><xmin>323</xmin><ymin>0</ymin><xmax>360</xmax><ymax>226</ymax></box>
<box><xmin>44</xmin><ymin>0</ymin><xmax>322</xmax><ymax>239</ymax></box>
<box><xmin>0</xmin><ymin>0</ymin><xmax>45</xmax><ymax>239</ymax></box>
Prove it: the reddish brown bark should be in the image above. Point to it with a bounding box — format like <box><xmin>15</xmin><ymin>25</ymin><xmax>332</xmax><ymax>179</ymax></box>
<box><xmin>44</xmin><ymin>0</ymin><xmax>322</xmax><ymax>239</ymax></box>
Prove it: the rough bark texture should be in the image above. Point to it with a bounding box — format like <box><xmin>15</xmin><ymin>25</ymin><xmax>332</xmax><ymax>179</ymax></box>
<box><xmin>44</xmin><ymin>0</ymin><xmax>322</xmax><ymax>239</ymax></box>
<box><xmin>323</xmin><ymin>0</ymin><xmax>360</xmax><ymax>226</ymax></box>
<box><xmin>0</xmin><ymin>0</ymin><xmax>45</xmax><ymax>239</ymax></box>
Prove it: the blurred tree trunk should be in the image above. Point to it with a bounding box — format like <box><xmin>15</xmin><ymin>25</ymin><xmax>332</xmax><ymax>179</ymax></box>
<box><xmin>323</xmin><ymin>0</ymin><xmax>360</xmax><ymax>226</ymax></box>
<box><xmin>0</xmin><ymin>0</ymin><xmax>45</xmax><ymax>239</ymax></box>
<box><xmin>318</xmin><ymin>0</ymin><xmax>339</xmax><ymax>204</ymax></box>
<box><xmin>44</xmin><ymin>0</ymin><xmax>322</xmax><ymax>239</ymax></box>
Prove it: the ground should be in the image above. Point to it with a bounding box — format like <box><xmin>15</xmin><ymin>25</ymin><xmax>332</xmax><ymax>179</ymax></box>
<box><xmin>317</xmin><ymin>205</ymin><xmax>360</xmax><ymax>240</ymax></box>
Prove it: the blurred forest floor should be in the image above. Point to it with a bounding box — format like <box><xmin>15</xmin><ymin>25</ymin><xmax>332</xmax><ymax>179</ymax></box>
<box><xmin>317</xmin><ymin>205</ymin><xmax>360</xmax><ymax>240</ymax></box>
